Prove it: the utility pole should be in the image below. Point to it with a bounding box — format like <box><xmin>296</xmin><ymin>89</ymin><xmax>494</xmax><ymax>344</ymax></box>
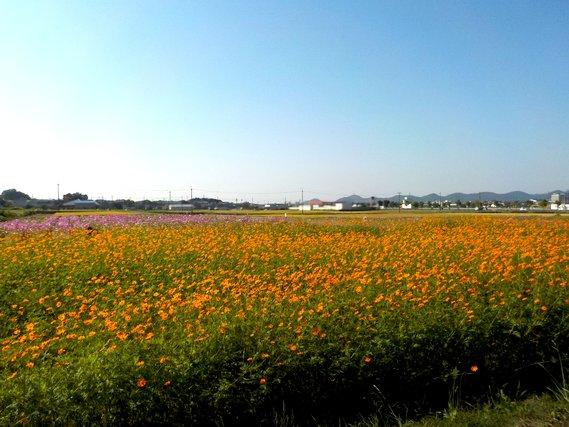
<box><xmin>439</xmin><ymin>193</ymin><xmax>442</xmax><ymax>211</ymax></box>
<box><xmin>398</xmin><ymin>192</ymin><xmax>401</xmax><ymax>212</ymax></box>
<box><xmin>57</xmin><ymin>183</ymin><xmax>60</xmax><ymax>201</ymax></box>
<box><xmin>190</xmin><ymin>186</ymin><xmax>193</xmax><ymax>200</ymax></box>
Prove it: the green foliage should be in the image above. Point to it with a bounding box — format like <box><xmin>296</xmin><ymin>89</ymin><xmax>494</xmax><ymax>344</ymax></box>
<box><xmin>62</xmin><ymin>192</ymin><xmax>88</xmax><ymax>202</ymax></box>
<box><xmin>0</xmin><ymin>189</ymin><xmax>31</xmax><ymax>201</ymax></box>
<box><xmin>0</xmin><ymin>217</ymin><xmax>568</xmax><ymax>424</ymax></box>
<box><xmin>0</xmin><ymin>208</ymin><xmax>51</xmax><ymax>222</ymax></box>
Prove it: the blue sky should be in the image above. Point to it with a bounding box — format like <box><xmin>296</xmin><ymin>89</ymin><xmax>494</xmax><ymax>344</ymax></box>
<box><xmin>1</xmin><ymin>1</ymin><xmax>567</xmax><ymax>202</ymax></box>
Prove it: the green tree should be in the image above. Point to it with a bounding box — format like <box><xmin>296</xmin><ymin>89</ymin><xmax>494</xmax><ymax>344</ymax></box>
<box><xmin>63</xmin><ymin>193</ymin><xmax>89</xmax><ymax>202</ymax></box>
<box><xmin>1</xmin><ymin>189</ymin><xmax>31</xmax><ymax>200</ymax></box>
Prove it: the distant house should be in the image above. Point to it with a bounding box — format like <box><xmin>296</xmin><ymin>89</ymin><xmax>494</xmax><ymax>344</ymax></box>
<box><xmin>168</xmin><ymin>204</ymin><xmax>194</xmax><ymax>211</ymax></box>
<box><xmin>62</xmin><ymin>199</ymin><xmax>100</xmax><ymax>209</ymax></box>
<box><xmin>26</xmin><ymin>199</ymin><xmax>58</xmax><ymax>209</ymax></box>
<box><xmin>551</xmin><ymin>203</ymin><xmax>569</xmax><ymax>211</ymax></box>
<box><xmin>313</xmin><ymin>202</ymin><xmax>347</xmax><ymax>211</ymax></box>
<box><xmin>306</xmin><ymin>199</ymin><xmax>324</xmax><ymax>207</ymax></box>
<box><xmin>289</xmin><ymin>201</ymin><xmax>350</xmax><ymax>211</ymax></box>
<box><xmin>551</xmin><ymin>193</ymin><xmax>568</xmax><ymax>204</ymax></box>
<box><xmin>263</xmin><ymin>203</ymin><xmax>287</xmax><ymax>210</ymax></box>
<box><xmin>550</xmin><ymin>192</ymin><xmax>568</xmax><ymax>210</ymax></box>
<box><xmin>288</xmin><ymin>204</ymin><xmax>313</xmax><ymax>212</ymax></box>
<box><xmin>400</xmin><ymin>197</ymin><xmax>412</xmax><ymax>209</ymax></box>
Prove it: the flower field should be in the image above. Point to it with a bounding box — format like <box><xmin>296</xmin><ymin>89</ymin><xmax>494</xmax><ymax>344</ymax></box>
<box><xmin>0</xmin><ymin>212</ymin><xmax>267</xmax><ymax>233</ymax></box>
<box><xmin>0</xmin><ymin>214</ymin><xmax>568</xmax><ymax>424</ymax></box>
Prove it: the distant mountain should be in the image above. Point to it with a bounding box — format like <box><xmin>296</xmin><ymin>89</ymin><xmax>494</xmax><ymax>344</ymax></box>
<box><xmin>334</xmin><ymin>190</ymin><xmax>566</xmax><ymax>204</ymax></box>
<box><xmin>335</xmin><ymin>194</ymin><xmax>370</xmax><ymax>204</ymax></box>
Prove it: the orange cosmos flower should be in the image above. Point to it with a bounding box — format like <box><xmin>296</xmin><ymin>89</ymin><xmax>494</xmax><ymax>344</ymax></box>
<box><xmin>137</xmin><ymin>377</ymin><xmax>147</xmax><ymax>388</ymax></box>
<box><xmin>470</xmin><ymin>364</ymin><xmax>479</xmax><ymax>373</ymax></box>
<box><xmin>259</xmin><ymin>377</ymin><xmax>267</xmax><ymax>385</ymax></box>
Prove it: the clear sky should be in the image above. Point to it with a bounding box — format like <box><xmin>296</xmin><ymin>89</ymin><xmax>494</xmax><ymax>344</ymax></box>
<box><xmin>1</xmin><ymin>1</ymin><xmax>567</xmax><ymax>202</ymax></box>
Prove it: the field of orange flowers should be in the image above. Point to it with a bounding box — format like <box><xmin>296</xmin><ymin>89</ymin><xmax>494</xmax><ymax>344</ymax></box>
<box><xmin>0</xmin><ymin>214</ymin><xmax>568</xmax><ymax>424</ymax></box>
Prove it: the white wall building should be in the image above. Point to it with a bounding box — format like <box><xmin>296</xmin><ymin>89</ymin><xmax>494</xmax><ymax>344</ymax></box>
<box><xmin>551</xmin><ymin>203</ymin><xmax>569</xmax><ymax>211</ymax></box>
<box><xmin>313</xmin><ymin>202</ymin><xmax>346</xmax><ymax>211</ymax></box>
<box><xmin>168</xmin><ymin>204</ymin><xmax>194</xmax><ymax>211</ymax></box>
<box><xmin>288</xmin><ymin>204</ymin><xmax>313</xmax><ymax>211</ymax></box>
<box><xmin>289</xmin><ymin>202</ymin><xmax>350</xmax><ymax>211</ymax></box>
<box><xmin>62</xmin><ymin>199</ymin><xmax>100</xmax><ymax>209</ymax></box>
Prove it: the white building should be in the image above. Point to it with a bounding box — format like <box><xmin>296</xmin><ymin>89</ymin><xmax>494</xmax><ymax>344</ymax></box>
<box><xmin>288</xmin><ymin>204</ymin><xmax>313</xmax><ymax>211</ymax></box>
<box><xmin>289</xmin><ymin>202</ymin><xmax>350</xmax><ymax>211</ymax></box>
<box><xmin>551</xmin><ymin>203</ymin><xmax>569</xmax><ymax>211</ymax></box>
<box><xmin>168</xmin><ymin>204</ymin><xmax>194</xmax><ymax>211</ymax></box>
<box><xmin>62</xmin><ymin>199</ymin><xmax>100</xmax><ymax>209</ymax></box>
<box><xmin>400</xmin><ymin>197</ymin><xmax>412</xmax><ymax>209</ymax></box>
<box><xmin>313</xmin><ymin>202</ymin><xmax>346</xmax><ymax>211</ymax></box>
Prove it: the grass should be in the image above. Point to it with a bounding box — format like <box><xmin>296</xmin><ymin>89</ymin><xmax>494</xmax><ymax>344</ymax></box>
<box><xmin>403</xmin><ymin>394</ymin><xmax>569</xmax><ymax>426</ymax></box>
<box><xmin>0</xmin><ymin>208</ymin><xmax>27</xmax><ymax>221</ymax></box>
<box><xmin>355</xmin><ymin>368</ymin><xmax>569</xmax><ymax>426</ymax></box>
<box><xmin>0</xmin><ymin>215</ymin><xmax>568</xmax><ymax>424</ymax></box>
<box><xmin>0</xmin><ymin>208</ymin><xmax>52</xmax><ymax>222</ymax></box>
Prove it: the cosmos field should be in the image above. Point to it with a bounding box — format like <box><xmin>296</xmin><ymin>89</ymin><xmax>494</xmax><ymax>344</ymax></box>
<box><xmin>0</xmin><ymin>213</ymin><xmax>568</xmax><ymax>424</ymax></box>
